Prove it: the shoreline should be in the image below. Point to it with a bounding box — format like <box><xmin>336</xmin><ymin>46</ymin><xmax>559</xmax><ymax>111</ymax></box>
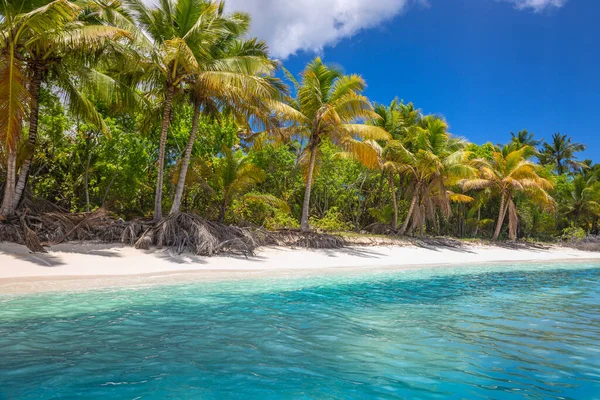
<box><xmin>1</xmin><ymin>241</ymin><xmax>600</xmax><ymax>294</ymax></box>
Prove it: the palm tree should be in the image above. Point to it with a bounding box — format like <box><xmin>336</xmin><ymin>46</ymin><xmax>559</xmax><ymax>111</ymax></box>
<box><xmin>510</xmin><ymin>129</ymin><xmax>541</xmax><ymax>148</ymax></box>
<box><xmin>122</xmin><ymin>0</ymin><xmax>251</xmax><ymax>221</ymax></box>
<box><xmin>539</xmin><ymin>133</ymin><xmax>586</xmax><ymax>175</ymax></box>
<box><xmin>0</xmin><ymin>0</ymin><xmax>130</xmax><ymax>216</ymax></box>
<box><xmin>169</xmin><ymin>37</ymin><xmax>285</xmax><ymax>215</ymax></box>
<box><xmin>462</xmin><ymin>145</ymin><xmax>554</xmax><ymax>241</ymax></box>
<box><xmin>369</xmin><ymin>100</ymin><xmax>403</xmax><ymax>230</ymax></box>
<box><xmin>189</xmin><ymin>147</ymin><xmax>273</xmax><ymax>222</ymax></box>
<box><xmin>562</xmin><ymin>174</ymin><xmax>600</xmax><ymax>228</ymax></box>
<box><xmin>282</xmin><ymin>58</ymin><xmax>390</xmax><ymax>231</ymax></box>
<box><xmin>392</xmin><ymin>115</ymin><xmax>473</xmax><ymax>235</ymax></box>
<box><xmin>1</xmin><ymin>0</ymin><xmax>77</xmax><ymax>216</ymax></box>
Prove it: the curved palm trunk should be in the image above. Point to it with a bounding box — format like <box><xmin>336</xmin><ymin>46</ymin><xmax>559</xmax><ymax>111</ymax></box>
<box><xmin>507</xmin><ymin>196</ymin><xmax>518</xmax><ymax>241</ymax></box>
<box><xmin>170</xmin><ymin>100</ymin><xmax>201</xmax><ymax>215</ymax></box>
<box><xmin>13</xmin><ymin>66</ymin><xmax>43</xmax><ymax>210</ymax></box>
<box><xmin>399</xmin><ymin>182</ymin><xmax>419</xmax><ymax>235</ymax></box>
<box><xmin>389</xmin><ymin>172</ymin><xmax>398</xmax><ymax>231</ymax></box>
<box><xmin>84</xmin><ymin>150</ymin><xmax>92</xmax><ymax>212</ymax></box>
<box><xmin>375</xmin><ymin>172</ymin><xmax>385</xmax><ymax>208</ymax></box>
<box><xmin>1</xmin><ymin>150</ymin><xmax>18</xmax><ymax>217</ymax></box>
<box><xmin>300</xmin><ymin>143</ymin><xmax>318</xmax><ymax>232</ymax></box>
<box><xmin>153</xmin><ymin>86</ymin><xmax>175</xmax><ymax>222</ymax></box>
<box><xmin>492</xmin><ymin>193</ymin><xmax>508</xmax><ymax>241</ymax></box>
<box><xmin>218</xmin><ymin>198</ymin><xmax>227</xmax><ymax>223</ymax></box>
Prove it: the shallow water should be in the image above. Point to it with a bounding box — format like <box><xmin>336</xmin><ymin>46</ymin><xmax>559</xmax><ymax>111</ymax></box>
<box><xmin>1</xmin><ymin>262</ymin><xmax>599</xmax><ymax>399</ymax></box>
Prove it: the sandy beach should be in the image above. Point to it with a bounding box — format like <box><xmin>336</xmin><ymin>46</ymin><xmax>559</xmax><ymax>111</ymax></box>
<box><xmin>0</xmin><ymin>241</ymin><xmax>599</xmax><ymax>294</ymax></box>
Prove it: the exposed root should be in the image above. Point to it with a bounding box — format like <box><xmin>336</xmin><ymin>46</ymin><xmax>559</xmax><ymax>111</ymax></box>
<box><xmin>132</xmin><ymin>213</ymin><xmax>260</xmax><ymax>256</ymax></box>
<box><xmin>21</xmin><ymin>217</ymin><xmax>46</xmax><ymax>253</ymax></box>
<box><xmin>0</xmin><ymin>208</ymin><xmax>130</xmax><ymax>252</ymax></box>
<box><xmin>363</xmin><ymin>223</ymin><xmax>396</xmax><ymax>235</ymax></box>
<box><xmin>266</xmin><ymin>229</ymin><xmax>346</xmax><ymax>249</ymax></box>
<box><xmin>0</xmin><ymin>207</ymin><xmax>347</xmax><ymax>255</ymax></box>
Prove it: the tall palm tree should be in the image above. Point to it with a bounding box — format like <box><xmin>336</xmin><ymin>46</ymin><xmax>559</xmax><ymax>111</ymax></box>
<box><xmin>539</xmin><ymin>132</ymin><xmax>586</xmax><ymax>175</ymax></box>
<box><xmin>169</xmin><ymin>37</ymin><xmax>285</xmax><ymax>215</ymax></box>
<box><xmin>16</xmin><ymin>3</ymin><xmax>130</xmax><ymax>214</ymax></box>
<box><xmin>462</xmin><ymin>145</ymin><xmax>554</xmax><ymax>241</ymax></box>
<box><xmin>122</xmin><ymin>0</ymin><xmax>251</xmax><ymax>221</ymax></box>
<box><xmin>392</xmin><ymin>115</ymin><xmax>473</xmax><ymax>235</ymax></box>
<box><xmin>0</xmin><ymin>0</ymin><xmax>76</xmax><ymax>216</ymax></box>
<box><xmin>0</xmin><ymin>0</ymin><xmax>131</xmax><ymax>216</ymax></box>
<box><xmin>510</xmin><ymin>129</ymin><xmax>541</xmax><ymax>148</ymax></box>
<box><xmin>282</xmin><ymin>58</ymin><xmax>390</xmax><ymax>231</ymax></box>
<box><xmin>562</xmin><ymin>174</ymin><xmax>600</xmax><ymax>228</ymax></box>
<box><xmin>369</xmin><ymin>99</ymin><xmax>422</xmax><ymax>231</ymax></box>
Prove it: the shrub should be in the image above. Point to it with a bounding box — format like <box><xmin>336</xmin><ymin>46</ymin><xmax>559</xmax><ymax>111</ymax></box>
<box><xmin>561</xmin><ymin>224</ymin><xmax>586</xmax><ymax>243</ymax></box>
<box><xmin>265</xmin><ymin>209</ymin><xmax>300</xmax><ymax>230</ymax></box>
<box><xmin>310</xmin><ymin>207</ymin><xmax>352</xmax><ymax>232</ymax></box>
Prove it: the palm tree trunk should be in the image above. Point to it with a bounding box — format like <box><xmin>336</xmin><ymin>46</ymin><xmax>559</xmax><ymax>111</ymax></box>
<box><xmin>218</xmin><ymin>198</ymin><xmax>227</xmax><ymax>223</ymax></box>
<box><xmin>300</xmin><ymin>143</ymin><xmax>318</xmax><ymax>232</ymax></box>
<box><xmin>170</xmin><ymin>101</ymin><xmax>201</xmax><ymax>215</ymax></box>
<box><xmin>84</xmin><ymin>150</ymin><xmax>92</xmax><ymax>212</ymax></box>
<box><xmin>375</xmin><ymin>171</ymin><xmax>385</xmax><ymax>208</ymax></box>
<box><xmin>474</xmin><ymin>207</ymin><xmax>481</xmax><ymax>237</ymax></box>
<box><xmin>153</xmin><ymin>85</ymin><xmax>175</xmax><ymax>222</ymax></box>
<box><xmin>399</xmin><ymin>182</ymin><xmax>419</xmax><ymax>235</ymax></box>
<box><xmin>389</xmin><ymin>172</ymin><xmax>398</xmax><ymax>231</ymax></box>
<box><xmin>102</xmin><ymin>155</ymin><xmax>120</xmax><ymax>206</ymax></box>
<box><xmin>492</xmin><ymin>193</ymin><xmax>508</xmax><ymax>241</ymax></box>
<box><xmin>13</xmin><ymin>66</ymin><xmax>43</xmax><ymax>210</ymax></box>
<box><xmin>507</xmin><ymin>197</ymin><xmax>518</xmax><ymax>241</ymax></box>
<box><xmin>1</xmin><ymin>149</ymin><xmax>17</xmax><ymax>216</ymax></box>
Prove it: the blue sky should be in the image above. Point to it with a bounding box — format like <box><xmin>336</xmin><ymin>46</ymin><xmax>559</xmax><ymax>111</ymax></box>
<box><xmin>228</xmin><ymin>0</ymin><xmax>599</xmax><ymax>160</ymax></box>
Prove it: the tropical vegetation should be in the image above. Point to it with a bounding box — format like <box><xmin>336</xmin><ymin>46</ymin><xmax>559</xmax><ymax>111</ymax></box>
<box><xmin>1</xmin><ymin>0</ymin><xmax>598</xmax><ymax>250</ymax></box>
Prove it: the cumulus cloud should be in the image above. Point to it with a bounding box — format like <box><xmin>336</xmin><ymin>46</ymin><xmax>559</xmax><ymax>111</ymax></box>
<box><xmin>502</xmin><ymin>0</ymin><xmax>568</xmax><ymax>12</ymax></box>
<box><xmin>225</xmin><ymin>0</ymin><xmax>422</xmax><ymax>59</ymax></box>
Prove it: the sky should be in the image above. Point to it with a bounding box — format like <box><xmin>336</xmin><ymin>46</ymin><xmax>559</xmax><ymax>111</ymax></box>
<box><xmin>225</xmin><ymin>0</ymin><xmax>599</xmax><ymax>160</ymax></box>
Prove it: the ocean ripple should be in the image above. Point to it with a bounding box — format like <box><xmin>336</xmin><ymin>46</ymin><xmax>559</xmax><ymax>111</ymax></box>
<box><xmin>0</xmin><ymin>264</ymin><xmax>599</xmax><ymax>399</ymax></box>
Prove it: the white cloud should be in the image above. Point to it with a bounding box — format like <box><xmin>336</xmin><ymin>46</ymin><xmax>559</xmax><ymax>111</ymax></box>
<box><xmin>225</xmin><ymin>0</ymin><xmax>422</xmax><ymax>59</ymax></box>
<box><xmin>502</xmin><ymin>0</ymin><xmax>567</xmax><ymax>12</ymax></box>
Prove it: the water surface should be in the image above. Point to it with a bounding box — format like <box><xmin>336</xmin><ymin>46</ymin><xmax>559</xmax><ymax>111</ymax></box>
<box><xmin>1</xmin><ymin>262</ymin><xmax>599</xmax><ymax>399</ymax></box>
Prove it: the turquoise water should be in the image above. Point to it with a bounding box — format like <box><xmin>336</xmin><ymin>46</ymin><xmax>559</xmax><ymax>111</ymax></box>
<box><xmin>1</xmin><ymin>263</ymin><xmax>600</xmax><ymax>399</ymax></box>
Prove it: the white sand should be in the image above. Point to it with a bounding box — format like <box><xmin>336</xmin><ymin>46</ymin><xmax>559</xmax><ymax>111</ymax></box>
<box><xmin>1</xmin><ymin>242</ymin><xmax>599</xmax><ymax>294</ymax></box>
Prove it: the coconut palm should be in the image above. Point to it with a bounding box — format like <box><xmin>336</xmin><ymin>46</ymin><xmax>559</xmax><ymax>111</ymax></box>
<box><xmin>169</xmin><ymin>37</ymin><xmax>285</xmax><ymax>215</ymax></box>
<box><xmin>282</xmin><ymin>58</ymin><xmax>390</xmax><ymax>231</ymax></box>
<box><xmin>462</xmin><ymin>145</ymin><xmax>554</xmax><ymax>241</ymax></box>
<box><xmin>121</xmin><ymin>0</ymin><xmax>253</xmax><ymax>221</ymax></box>
<box><xmin>0</xmin><ymin>0</ymin><xmax>131</xmax><ymax>216</ymax></box>
<box><xmin>191</xmin><ymin>147</ymin><xmax>284</xmax><ymax>222</ymax></box>
<box><xmin>539</xmin><ymin>133</ymin><xmax>586</xmax><ymax>175</ymax></box>
<box><xmin>392</xmin><ymin>115</ymin><xmax>473</xmax><ymax>235</ymax></box>
<box><xmin>369</xmin><ymin>100</ymin><xmax>402</xmax><ymax>230</ymax></box>
<box><xmin>510</xmin><ymin>129</ymin><xmax>541</xmax><ymax>148</ymax></box>
<box><xmin>562</xmin><ymin>174</ymin><xmax>600</xmax><ymax>228</ymax></box>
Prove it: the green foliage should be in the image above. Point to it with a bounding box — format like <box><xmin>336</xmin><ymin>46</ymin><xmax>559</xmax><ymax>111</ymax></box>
<box><xmin>266</xmin><ymin>209</ymin><xmax>300</xmax><ymax>230</ymax></box>
<box><xmin>309</xmin><ymin>207</ymin><xmax>353</xmax><ymax>232</ymax></box>
<box><xmin>467</xmin><ymin>142</ymin><xmax>495</xmax><ymax>161</ymax></box>
<box><xmin>561</xmin><ymin>224</ymin><xmax>586</xmax><ymax>243</ymax></box>
<box><xmin>1</xmin><ymin>1</ymin><xmax>599</xmax><ymax>243</ymax></box>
